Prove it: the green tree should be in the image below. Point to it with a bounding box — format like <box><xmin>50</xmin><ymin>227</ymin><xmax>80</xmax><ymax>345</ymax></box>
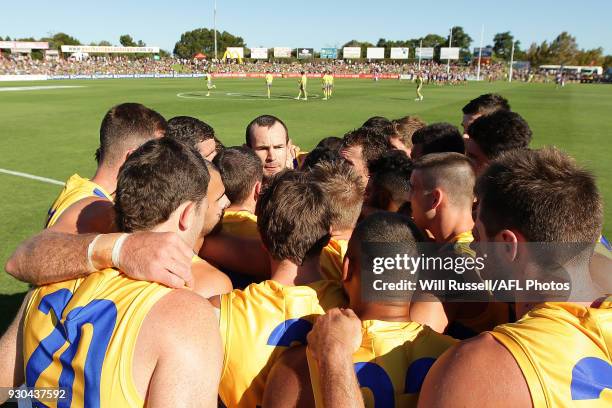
<box><xmin>493</xmin><ymin>31</ymin><xmax>522</xmax><ymax>61</ymax></box>
<box><xmin>42</xmin><ymin>32</ymin><xmax>80</xmax><ymax>51</ymax></box>
<box><xmin>574</xmin><ymin>47</ymin><xmax>604</xmax><ymax>66</ymax></box>
<box><xmin>174</xmin><ymin>28</ymin><xmax>245</xmax><ymax>59</ymax></box>
<box><xmin>549</xmin><ymin>32</ymin><xmax>578</xmax><ymax>64</ymax></box>
<box><xmin>448</xmin><ymin>26</ymin><xmax>472</xmax><ymax>59</ymax></box>
<box><xmin>603</xmin><ymin>55</ymin><xmax>612</xmax><ymax>70</ymax></box>
<box><xmin>120</xmin><ymin>34</ymin><xmax>137</xmax><ymax>47</ymax></box>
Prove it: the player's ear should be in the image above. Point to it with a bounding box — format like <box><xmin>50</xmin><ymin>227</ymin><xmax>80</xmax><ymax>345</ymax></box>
<box><xmin>124</xmin><ymin>149</ymin><xmax>136</xmax><ymax>163</ymax></box>
<box><xmin>253</xmin><ymin>181</ymin><xmax>262</xmax><ymax>201</ymax></box>
<box><xmin>178</xmin><ymin>201</ymin><xmax>197</xmax><ymax>231</ymax></box>
<box><xmin>495</xmin><ymin>229</ymin><xmax>520</xmax><ymax>262</ymax></box>
<box><xmin>430</xmin><ymin>188</ymin><xmax>443</xmax><ymax>211</ymax></box>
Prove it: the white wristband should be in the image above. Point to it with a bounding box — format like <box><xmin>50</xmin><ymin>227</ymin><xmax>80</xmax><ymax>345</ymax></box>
<box><xmin>87</xmin><ymin>234</ymin><xmax>102</xmax><ymax>272</ymax></box>
<box><xmin>111</xmin><ymin>233</ymin><xmax>129</xmax><ymax>270</ymax></box>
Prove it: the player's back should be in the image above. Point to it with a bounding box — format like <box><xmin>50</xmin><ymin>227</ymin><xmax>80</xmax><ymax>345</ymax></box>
<box><xmin>22</xmin><ymin>269</ymin><xmax>172</xmax><ymax>407</ymax></box>
<box><xmin>45</xmin><ymin>174</ymin><xmax>112</xmax><ymax>228</ymax></box>
<box><xmin>309</xmin><ymin>320</ymin><xmax>457</xmax><ymax>407</ymax></box>
<box><xmin>218</xmin><ymin>279</ymin><xmax>347</xmax><ymax>407</ymax></box>
<box><xmin>489</xmin><ymin>297</ymin><xmax>612</xmax><ymax>407</ymax></box>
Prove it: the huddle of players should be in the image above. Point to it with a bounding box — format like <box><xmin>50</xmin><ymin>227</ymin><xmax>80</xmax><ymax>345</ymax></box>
<box><xmin>0</xmin><ymin>93</ymin><xmax>610</xmax><ymax>407</ymax></box>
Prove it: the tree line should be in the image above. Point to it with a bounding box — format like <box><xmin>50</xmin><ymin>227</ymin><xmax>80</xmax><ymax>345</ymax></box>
<box><xmin>2</xmin><ymin>28</ymin><xmax>610</xmax><ymax>68</ymax></box>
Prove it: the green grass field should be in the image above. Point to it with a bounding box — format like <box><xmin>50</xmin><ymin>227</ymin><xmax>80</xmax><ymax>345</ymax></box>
<box><xmin>1</xmin><ymin>78</ymin><xmax>611</xmax><ymax>317</ymax></box>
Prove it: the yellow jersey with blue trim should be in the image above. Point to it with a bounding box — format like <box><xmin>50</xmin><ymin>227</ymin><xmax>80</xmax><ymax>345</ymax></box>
<box><xmin>222</xmin><ymin>210</ymin><xmax>259</xmax><ymax>239</ymax></box>
<box><xmin>490</xmin><ymin>297</ymin><xmax>612</xmax><ymax>407</ymax></box>
<box><xmin>45</xmin><ymin>174</ymin><xmax>113</xmax><ymax>228</ymax></box>
<box><xmin>22</xmin><ymin>268</ymin><xmax>172</xmax><ymax>407</ymax></box>
<box><xmin>308</xmin><ymin>320</ymin><xmax>457</xmax><ymax>407</ymax></box>
<box><xmin>218</xmin><ymin>279</ymin><xmax>348</xmax><ymax>407</ymax></box>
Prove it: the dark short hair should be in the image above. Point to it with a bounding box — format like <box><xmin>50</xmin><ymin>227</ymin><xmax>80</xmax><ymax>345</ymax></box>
<box><xmin>353</xmin><ymin>212</ymin><xmax>425</xmax><ymax>249</ymax></box>
<box><xmin>462</xmin><ymin>93</ymin><xmax>511</xmax><ymax>116</ymax></box>
<box><xmin>341</xmin><ymin>127</ymin><xmax>392</xmax><ymax>167</ymax></box>
<box><xmin>412</xmin><ymin>123</ymin><xmax>465</xmax><ymax>156</ymax></box>
<box><xmin>468</xmin><ymin>110</ymin><xmax>532</xmax><ymax>160</ymax></box>
<box><xmin>256</xmin><ymin>170</ymin><xmax>332</xmax><ymax>265</ymax></box>
<box><xmin>245</xmin><ymin>114</ymin><xmax>289</xmax><ymax>147</ymax></box>
<box><xmin>392</xmin><ymin>116</ymin><xmax>426</xmax><ymax>149</ymax></box>
<box><xmin>368</xmin><ymin>150</ymin><xmax>413</xmax><ymax>208</ymax></box>
<box><xmin>309</xmin><ymin>160</ymin><xmax>364</xmax><ymax>231</ymax></box>
<box><xmin>167</xmin><ymin>116</ymin><xmax>220</xmax><ymax>148</ymax></box>
<box><xmin>115</xmin><ymin>137</ymin><xmax>210</xmax><ymax>232</ymax></box>
<box><xmin>413</xmin><ymin>152</ymin><xmax>475</xmax><ymax>208</ymax></box>
<box><xmin>315</xmin><ymin>136</ymin><xmax>343</xmax><ymax>151</ymax></box>
<box><xmin>213</xmin><ymin>146</ymin><xmax>263</xmax><ymax>205</ymax></box>
<box><xmin>476</xmin><ymin>147</ymin><xmax>602</xmax><ymax>244</ymax></box>
<box><xmin>96</xmin><ymin>103</ymin><xmax>167</xmax><ymax>166</ymax></box>
<box><xmin>362</xmin><ymin>116</ymin><xmax>395</xmax><ymax>139</ymax></box>
<box><xmin>301</xmin><ymin>147</ymin><xmax>343</xmax><ymax>170</ymax></box>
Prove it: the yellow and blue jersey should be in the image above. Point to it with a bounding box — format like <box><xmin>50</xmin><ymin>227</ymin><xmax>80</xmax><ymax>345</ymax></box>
<box><xmin>265</xmin><ymin>74</ymin><xmax>273</xmax><ymax>85</ymax></box>
<box><xmin>222</xmin><ymin>210</ymin><xmax>259</xmax><ymax>239</ymax></box>
<box><xmin>22</xmin><ymin>269</ymin><xmax>172</xmax><ymax>407</ymax></box>
<box><xmin>45</xmin><ymin>174</ymin><xmax>113</xmax><ymax>228</ymax></box>
<box><xmin>320</xmin><ymin>238</ymin><xmax>349</xmax><ymax>281</ymax></box>
<box><xmin>442</xmin><ymin>231</ymin><xmax>512</xmax><ymax>338</ymax></box>
<box><xmin>308</xmin><ymin>320</ymin><xmax>457</xmax><ymax>407</ymax></box>
<box><xmin>300</xmin><ymin>74</ymin><xmax>308</xmax><ymax>87</ymax></box>
<box><xmin>218</xmin><ymin>279</ymin><xmax>347</xmax><ymax>407</ymax></box>
<box><xmin>490</xmin><ymin>297</ymin><xmax>612</xmax><ymax>407</ymax></box>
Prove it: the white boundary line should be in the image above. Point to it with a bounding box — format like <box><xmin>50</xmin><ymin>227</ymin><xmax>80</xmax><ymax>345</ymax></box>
<box><xmin>0</xmin><ymin>85</ymin><xmax>86</xmax><ymax>92</ymax></box>
<box><xmin>176</xmin><ymin>91</ymin><xmax>321</xmax><ymax>101</ymax></box>
<box><xmin>0</xmin><ymin>168</ymin><xmax>64</xmax><ymax>186</ymax></box>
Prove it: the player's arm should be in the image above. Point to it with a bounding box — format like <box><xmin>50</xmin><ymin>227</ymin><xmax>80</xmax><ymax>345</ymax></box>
<box><xmin>306</xmin><ymin>308</ymin><xmax>364</xmax><ymax>408</ymax></box>
<box><xmin>5</xmin><ymin>230</ymin><xmax>194</xmax><ymax>288</ymax></box>
<box><xmin>138</xmin><ymin>290</ymin><xmax>222</xmax><ymax>407</ymax></box>
<box><xmin>199</xmin><ymin>232</ymin><xmax>271</xmax><ymax>279</ymax></box>
<box><xmin>0</xmin><ymin>291</ymin><xmax>31</xmax><ymax>399</ymax></box>
<box><xmin>417</xmin><ymin>333</ymin><xmax>532</xmax><ymax>407</ymax></box>
<box><xmin>263</xmin><ymin>346</ymin><xmax>313</xmax><ymax>408</ymax></box>
<box><xmin>49</xmin><ymin>197</ymin><xmax>116</xmax><ymax>234</ymax></box>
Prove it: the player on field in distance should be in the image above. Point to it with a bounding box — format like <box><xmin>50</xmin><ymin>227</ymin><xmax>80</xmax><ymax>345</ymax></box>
<box><xmin>296</xmin><ymin>70</ymin><xmax>308</xmax><ymax>100</ymax></box>
<box><xmin>415</xmin><ymin>72</ymin><xmax>424</xmax><ymax>101</ymax></box>
<box><xmin>206</xmin><ymin>70</ymin><xmax>216</xmax><ymax>96</ymax></box>
<box><xmin>265</xmin><ymin>70</ymin><xmax>274</xmax><ymax>99</ymax></box>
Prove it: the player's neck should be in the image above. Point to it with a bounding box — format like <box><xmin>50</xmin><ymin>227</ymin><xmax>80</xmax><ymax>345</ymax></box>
<box><xmin>331</xmin><ymin>228</ymin><xmax>352</xmax><ymax>241</ymax></box>
<box><xmin>91</xmin><ymin>165</ymin><xmax>119</xmax><ymax>197</ymax></box>
<box><xmin>514</xmin><ymin>262</ymin><xmax>603</xmax><ymax>318</ymax></box>
<box><xmin>226</xmin><ymin>200</ymin><xmax>256</xmax><ymax>215</ymax></box>
<box><xmin>432</xmin><ymin>208</ymin><xmax>474</xmax><ymax>244</ymax></box>
<box><xmin>270</xmin><ymin>256</ymin><xmax>323</xmax><ymax>286</ymax></box>
<box><xmin>352</xmin><ymin>302</ymin><xmax>411</xmax><ymax>322</ymax></box>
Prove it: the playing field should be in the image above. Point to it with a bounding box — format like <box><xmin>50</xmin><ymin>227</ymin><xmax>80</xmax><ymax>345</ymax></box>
<box><xmin>1</xmin><ymin>78</ymin><xmax>611</xmax><ymax>316</ymax></box>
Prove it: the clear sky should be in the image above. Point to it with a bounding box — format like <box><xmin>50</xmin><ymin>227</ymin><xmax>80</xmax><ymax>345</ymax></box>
<box><xmin>1</xmin><ymin>0</ymin><xmax>610</xmax><ymax>54</ymax></box>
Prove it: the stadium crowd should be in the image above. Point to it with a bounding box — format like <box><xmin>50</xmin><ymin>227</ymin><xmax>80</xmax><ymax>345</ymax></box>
<box><xmin>1</xmin><ymin>54</ymin><xmax>513</xmax><ymax>81</ymax></box>
<box><xmin>0</xmin><ymin>93</ymin><xmax>610</xmax><ymax>407</ymax></box>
